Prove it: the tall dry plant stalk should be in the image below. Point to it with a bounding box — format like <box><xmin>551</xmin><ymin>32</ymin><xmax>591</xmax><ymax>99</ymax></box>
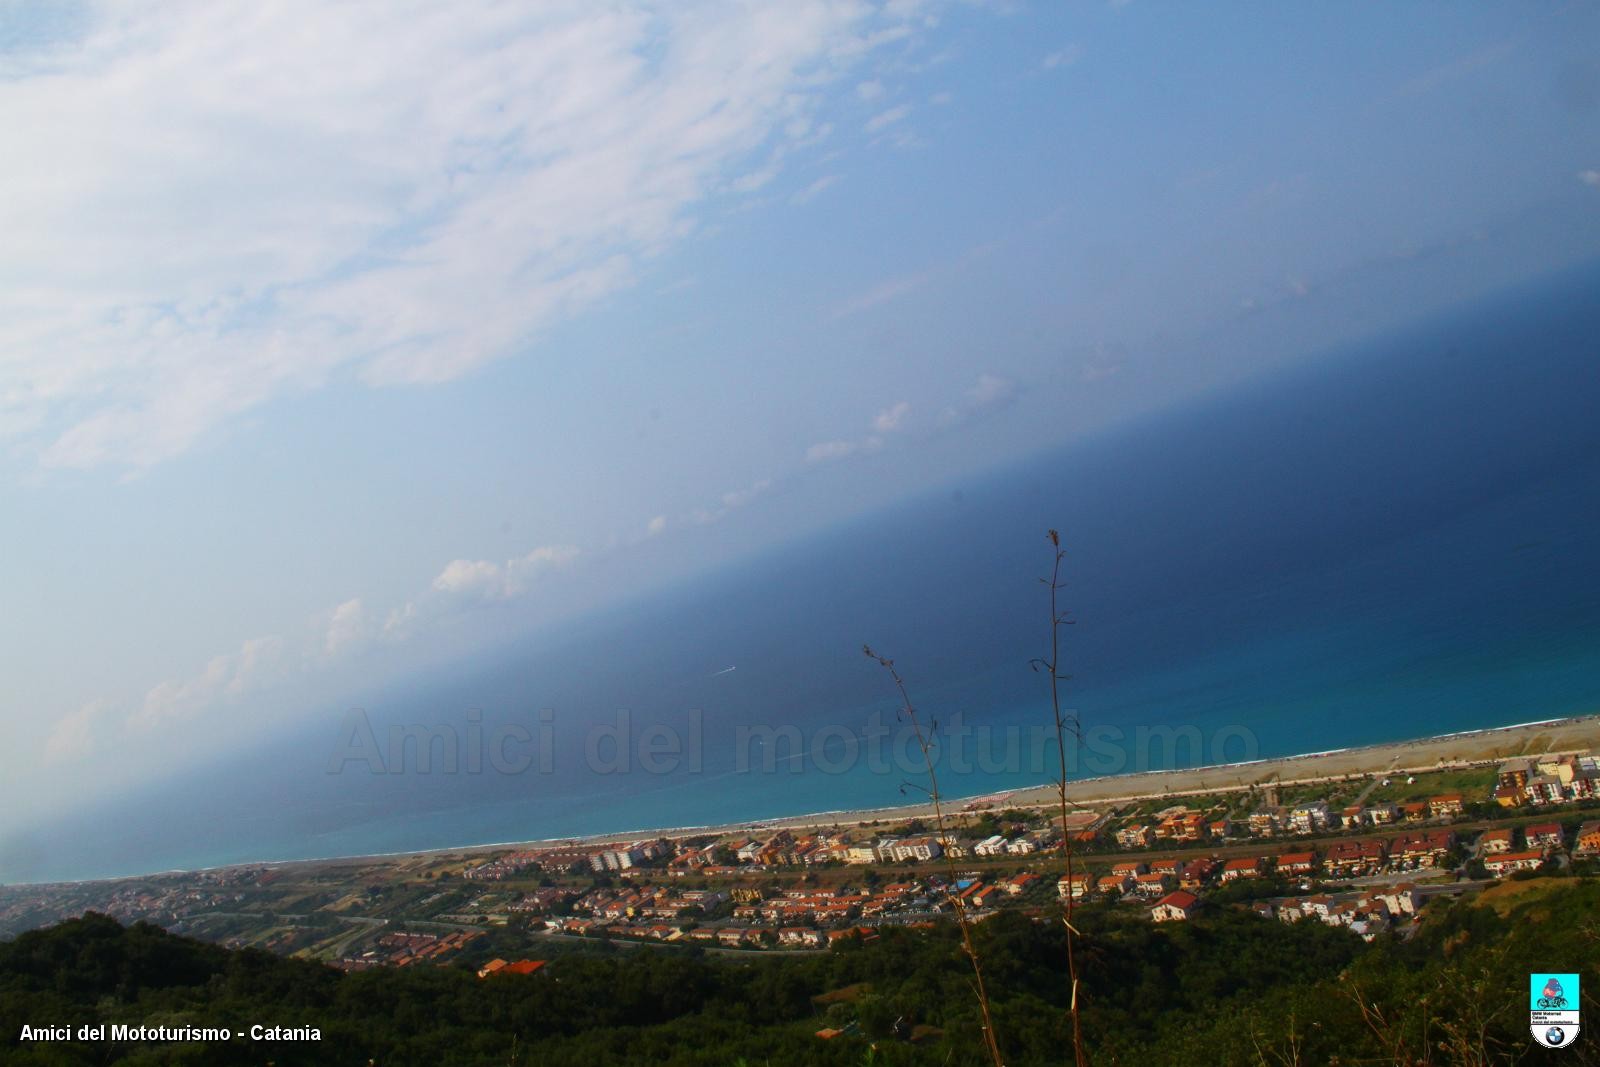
<box><xmin>1032</xmin><ymin>529</ymin><xmax>1089</xmax><ymax>1066</ymax></box>
<box><xmin>863</xmin><ymin>646</ymin><xmax>1005</xmax><ymax>1067</ymax></box>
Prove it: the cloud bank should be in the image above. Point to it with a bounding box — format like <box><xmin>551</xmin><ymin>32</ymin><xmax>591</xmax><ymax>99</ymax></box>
<box><xmin>0</xmin><ymin>0</ymin><xmax>937</xmax><ymax>472</ymax></box>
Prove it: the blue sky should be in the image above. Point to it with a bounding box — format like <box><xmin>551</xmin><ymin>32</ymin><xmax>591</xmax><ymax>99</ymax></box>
<box><xmin>3</xmin><ymin>0</ymin><xmax>1599</xmax><ymax>827</ymax></box>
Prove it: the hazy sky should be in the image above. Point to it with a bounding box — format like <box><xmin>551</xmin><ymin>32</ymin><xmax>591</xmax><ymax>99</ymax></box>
<box><xmin>3</xmin><ymin>1</ymin><xmax>1599</xmax><ymax>826</ymax></box>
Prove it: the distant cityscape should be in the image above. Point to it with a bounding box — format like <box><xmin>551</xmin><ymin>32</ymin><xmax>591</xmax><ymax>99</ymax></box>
<box><xmin>4</xmin><ymin>750</ymin><xmax>1596</xmax><ymax>977</ymax></box>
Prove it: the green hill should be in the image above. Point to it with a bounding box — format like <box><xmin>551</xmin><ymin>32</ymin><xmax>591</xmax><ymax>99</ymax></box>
<box><xmin>4</xmin><ymin>879</ymin><xmax>1596</xmax><ymax>1065</ymax></box>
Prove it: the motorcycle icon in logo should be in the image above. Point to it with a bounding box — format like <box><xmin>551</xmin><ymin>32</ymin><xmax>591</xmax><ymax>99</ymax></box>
<box><xmin>1539</xmin><ymin>978</ymin><xmax>1570</xmax><ymax>1010</ymax></box>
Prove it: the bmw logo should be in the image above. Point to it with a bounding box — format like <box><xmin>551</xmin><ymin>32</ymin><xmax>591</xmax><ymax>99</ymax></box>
<box><xmin>1545</xmin><ymin>1026</ymin><xmax>1566</xmax><ymax>1046</ymax></box>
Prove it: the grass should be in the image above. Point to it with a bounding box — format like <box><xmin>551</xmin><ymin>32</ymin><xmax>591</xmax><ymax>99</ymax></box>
<box><xmin>1360</xmin><ymin>767</ymin><xmax>1497</xmax><ymax>806</ymax></box>
<box><xmin>1475</xmin><ymin>876</ymin><xmax>1575</xmax><ymax>916</ymax></box>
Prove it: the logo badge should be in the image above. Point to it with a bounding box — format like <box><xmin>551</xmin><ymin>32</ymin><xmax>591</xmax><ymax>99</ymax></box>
<box><xmin>1531</xmin><ymin>973</ymin><xmax>1580</xmax><ymax>1049</ymax></box>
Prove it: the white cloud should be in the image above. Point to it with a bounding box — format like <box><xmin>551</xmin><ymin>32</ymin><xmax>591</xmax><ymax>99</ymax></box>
<box><xmin>690</xmin><ymin>477</ymin><xmax>774</xmax><ymax>524</ymax></box>
<box><xmin>929</xmin><ymin>91</ymin><xmax>953</xmax><ymax>105</ymax></box>
<box><xmin>1397</xmin><ymin>41</ymin><xmax>1514</xmax><ymax>98</ymax></box>
<box><xmin>63</xmin><ymin>537</ymin><xmax>578</xmax><ymax>745</ymax></box>
<box><xmin>830</xmin><ymin>273</ymin><xmax>925</xmax><ymax>318</ymax></box>
<box><xmin>431</xmin><ymin>544</ymin><xmax>580</xmax><ymax>601</ymax></box>
<box><xmin>968</xmin><ymin>373</ymin><xmax>1016</xmax><ymax>408</ymax></box>
<box><xmin>806</xmin><ymin>402</ymin><xmax>906</xmax><ymax>464</ymax></box>
<box><xmin>1581</xmin><ymin>170</ymin><xmax>1600</xmax><ymax>188</ymax></box>
<box><xmin>1041</xmin><ymin>45</ymin><xmax>1084</xmax><ymax>69</ymax></box>
<box><xmin>721</xmin><ymin>478</ymin><xmax>771</xmax><ymax>509</ymax></box>
<box><xmin>646</xmin><ymin>514</ymin><xmax>668</xmax><ymax>536</ymax></box>
<box><xmin>432</xmin><ymin>559</ymin><xmax>506</xmax><ymax>597</ymax></box>
<box><xmin>857</xmin><ymin>80</ymin><xmax>885</xmax><ymax>101</ymax></box>
<box><xmin>791</xmin><ymin>174</ymin><xmax>840</xmax><ymax>205</ymax></box>
<box><xmin>939</xmin><ymin>372</ymin><xmax>1018</xmax><ymax>426</ymax></box>
<box><xmin>873</xmin><ymin>400</ymin><xmax>911</xmax><ymax>433</ymax></box>
<box><xmin>322</xmin><ymin>598</ymin><xmax>368</xmax><ymax>657</ymax></box>
<box><xmin>131</xmin><ymin>634</ymin><xmax>286</xmax><ymax>731</ymax></box>
<box><xmin>44</xmin><ymin>700</ymin><xmax>112</xmax><ymax>766</ymax></box>
<box><xmin>383</xmin><ymin>601</ymin><xmax>420</xmax><ymax>639</ymax></box>
<box><xmin>0</xmin><ymin>2</ymin><xmax>940</xmax><ymax>473</ymax></box>
<box><xmin>865</xmin><ymin>104</ymin><xmax>911</xmax><ymax>132</ymax></box>
<box><xmin>806</xmin><ymin>439</ymin><xmax>858</xmax><ymax>463</ymax></box>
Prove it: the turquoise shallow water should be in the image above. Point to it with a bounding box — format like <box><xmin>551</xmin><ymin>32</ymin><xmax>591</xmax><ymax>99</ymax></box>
<box><xmin>11</xmin><ymin>263</ymin><xmax>1600</xmax><ymax>883</ymax></box>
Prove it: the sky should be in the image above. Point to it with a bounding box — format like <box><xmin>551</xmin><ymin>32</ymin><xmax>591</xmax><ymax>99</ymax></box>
<box><xmin>3</xmin><ymin>0</ymin><xmax>1599</xmax><ymax>831</ymax></box>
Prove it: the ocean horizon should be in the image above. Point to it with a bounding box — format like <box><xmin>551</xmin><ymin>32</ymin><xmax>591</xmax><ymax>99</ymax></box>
<box><xmin>11</xmin><ymin>263</ymin><xmax>1600</xmax><ymax>885</ymax></box>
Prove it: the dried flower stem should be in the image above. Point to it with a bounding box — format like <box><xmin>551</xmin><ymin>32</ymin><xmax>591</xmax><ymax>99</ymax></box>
<box><xmin>1041</xmin><ymin>529</ymin><xmax>1089</xmax><ymax>1066</ymax></box>
<box><xmin>864</xmin><ymin>645</ymin><xmax>1005</xmax><ymax>1067</ymax></box>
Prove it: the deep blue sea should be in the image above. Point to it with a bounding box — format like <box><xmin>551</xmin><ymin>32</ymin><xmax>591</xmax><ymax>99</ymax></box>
<box><xmin>18</xmin><ymin>264</ymin><xmax>1600</xmax><ymax>883</ymax></box>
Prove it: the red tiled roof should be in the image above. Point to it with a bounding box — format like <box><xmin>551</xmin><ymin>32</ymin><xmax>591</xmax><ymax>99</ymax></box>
<box><xmin>1489</xmin><ymin>849</ymin><xmax>1544</xmax><ymax>863</ymax></box>
<box><xmin>500</xmin><ymin>960</ymin><xmax>547</xmax><ymax>976</ymax></box>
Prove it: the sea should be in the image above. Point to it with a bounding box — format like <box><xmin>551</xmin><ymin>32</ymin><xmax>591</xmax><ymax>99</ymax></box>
<box><xmin>15</xmin><ymin>262</ymin><xmax>1600</xmax><ymax>884</ymax></box>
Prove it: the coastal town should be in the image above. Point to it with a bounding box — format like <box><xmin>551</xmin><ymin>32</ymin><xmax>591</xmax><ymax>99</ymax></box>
<box><xmin>4</xmin><ymin>743</ymin><xmax>1598</xmax><ymax>974</ymax></box>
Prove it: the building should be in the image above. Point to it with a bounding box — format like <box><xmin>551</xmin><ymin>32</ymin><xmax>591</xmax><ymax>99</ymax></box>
<box><xmin>1004</xmin><ymin>873</ymin><xmax>1039</xmax><ymax>896</ymax></box>
<box><xmin>1325</xmin><ymin>839</ymin><xmax>1388</xmax><ymax>876</ymax></box>
<box><xmin>1116</xmin><ymin>824</ymin><xmax>1152</xmax><ymax>849</ymax></box>
<box><xmin>1151</xmin><ymin>890</ymin><xmax>1201</xmax><ymax>922</ymax></box>
<box><xmin>1287</xmin><ymin>801</ymin><xmax>1332</xmax><ymax>834</ymax></box>
<box><xmin>1390</xmin><ymin>830</ymin><xmax>1454</xmax><ymax>867</ymax></box>
<box><xmin>1536</xmin><ymin>754</ymin><xmax>1580</xmax><ymax>786</ymax></box>
<box><xmin>973</xmin><ymin>835</ymin><xmax>1009</xmax><ymax>857</ymax></box>
<box><xmin>1276</xmin><ymin>851</ymin><xmax>1316</xmax><ymax>876</ymax></box>
<box><xmin>1428</xmin><ymin>794</ymin><xmax>1465</xmax><ymax>818</ymax></box>
<box><xmin>1341</xmin><ymin>806</ymin><xmax>1365</xmax><ymax>830</ymax></box>
<box><xmin>1005</xmin><ymin>833</ymin><xmax>1041</xmax><ymax>855</ymax></box>
<box><xmin>1497</xmin><ymin>759</ymin><xmax>1532</xmax><ymax>795</ymax></box>
<box><xmin>1369</xmin><ymin>883</ymin><xmax>1420</xmax><ymax>916</ymax></box>
<box><xmin>1247</xmin><ymin>808</ymin><xmax>1285</xmax><ymax>837</ymax></box>
<box><xmin>1097</xmin><ymin>874</ymin><xmax>1134</xmax><ymax>898</ymax></box>
<box><xmin>969</xmin><ymin>885</ymin><xmax>1004</xmax><ymax>908</ymax></box>
<box><xmin>1576</xmin><ymin>821</ymin><xmax>1600</xmax><ymax>855</ymax></box>
<box><xmin>495</xmin><ymin>960</ymin><xmax>547</xmax><ymax>977</ymax></box>
<box><xmin>1178</xmin><ymin>858</ymin><xmax>1217</xmax><ymax>888</ymax></box>
<box><xmin>1058</xmin><ymin>873</ymin><xmax>1093</xmax><ymax>900</ymax></box>
<box><xmin>889</xmin><ymin>837</ymin><xmax>943</xmax><ymax>863</ymax></box>
<box><xmin>1525</xmin><ymin>775</ymin><xmax>1565</xmax><ymax>806</ymax></box>
<box><xmin>1221</xmin><ymin>856</ymin><xmax>1265</xmax><ymax>882</ymax></box>
<box><xmin>1524</xmin><ymin>823</ymin><xmax>1566</xmax><ymax>851</ymax></box>
<box><xmin>1484</xmin><ymin>850</ymin><xmax>1545</xmax><ymax>877</ymax></box>
<box><xmin>1156</xmin><ymin>811</ymin><xmax>1207</xmax><ymax>841</ymax></box>
<box><xmin>1110</xmin><ymin>860</ymin><xmax>1148</xmax><ymax>878</ymax></box>
<box><xmin>1478</xmin><ymin>827</ymin><xmax>1515</xmax><ymax>855</ymax></box>
<box><xmin>942</xmin><ymin>838</ymin><xmax>976</xmax><ymax>859</ymax></box>
<box><xmin>1131</xmin><ymin>871</ymin><xmax>1169</xmax><ymax>898</ymax></box>
<box><xmin>591</xmin><ymin>845</ymin><xmax>645</xmax><ymax>872</ymax></box>
<box><xmin>1365</xmin><ymin>803</ymin><xmax>1399</xmax><ymax>826</ymax></box>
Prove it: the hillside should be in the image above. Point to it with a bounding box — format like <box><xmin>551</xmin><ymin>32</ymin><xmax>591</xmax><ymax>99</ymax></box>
<box><xmin>4</xmin><ymin>877</ymin><xmax>1597</xmax><ymax>1065</ymax></box>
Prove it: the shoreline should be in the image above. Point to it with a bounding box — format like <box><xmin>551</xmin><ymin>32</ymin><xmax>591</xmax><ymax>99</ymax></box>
<box><xmin>23</xmin><ymin>712</ymin><xmax>1600</xmax><ymax>887</ymax></box>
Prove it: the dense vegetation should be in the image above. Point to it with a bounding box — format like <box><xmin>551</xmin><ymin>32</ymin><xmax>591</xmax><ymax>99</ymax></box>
<box><xmin>3</xmin><ymin>878</ymin><xmax>1595</xmax><ymax>1065</ymax></box>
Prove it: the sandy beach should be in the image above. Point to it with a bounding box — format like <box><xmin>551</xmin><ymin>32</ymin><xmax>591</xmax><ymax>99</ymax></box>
<box><xmin>697</xmin><ymin>713</ymin><xmax>1600</xmax><ymax>837</ymax></box>
<box><xmin>277</xmin><ymin>713</ymin><xmax>1600</xmax><ymax>876</ymax></box>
